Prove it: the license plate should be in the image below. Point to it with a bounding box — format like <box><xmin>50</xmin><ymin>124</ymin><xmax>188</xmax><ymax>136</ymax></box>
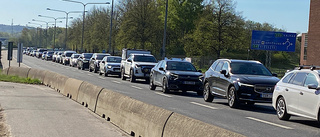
<box><xmin>114</xmin><ymin>69</ymin><xmax>120</xmax><ymax>72</ymax></box>
<box><xmin>183</xmin><ymin>81</ymin><xmax>195</xmax><ymax>85</ymax></box>
<box><xmin>261</xmin><ymin>93</ymin><xmax>272</xmax><ymax>98</ymax></box>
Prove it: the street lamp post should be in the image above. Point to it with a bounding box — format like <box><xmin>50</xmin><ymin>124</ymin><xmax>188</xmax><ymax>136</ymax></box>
<box><xmin>109</xmin><ymin>0</ymin><xmax>114</xmax><ymax>54</ymax></box>
<box><xmin>28</xmin><ymin>22</ymin><xmax>43</xmax><ymax>48</ymax></box>
<box><xmin>47</xmin><ymin>8</ymin><xmax>82</xmax><ymax>50</ymax></box>
<box><xmin>62</xmin><ymin>0</ymin><xmax>110</xmax><ymax>53</ymax></box>
<box><xmin>38</xmin><ymin>15</ymin><xmax>66</xmax><ymax>50</ymax></box>
<box><xmin>162</xmin><ymin>0</ymin><xmax>169</xmax><ymax>59</ymax></box>
<box><xmin>32</xmin><ymin>19</ymin><xmax>57</xmax><ymax>48</ymax></box>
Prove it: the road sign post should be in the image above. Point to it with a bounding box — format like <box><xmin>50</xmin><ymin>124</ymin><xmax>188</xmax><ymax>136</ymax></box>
<box><xmin>0</xmin><ymin>41</ymin><xmax>2</xmax><ymax>60</ymax></box>
<box><xmin>17</xmin><ymin>43</ymin><xmax>23</xmax><ymax>67</ymax></box>
<box><xmin>8</xmin><ymin>42</ymin><xmax>13</xmax><ymax>67</ymax></box>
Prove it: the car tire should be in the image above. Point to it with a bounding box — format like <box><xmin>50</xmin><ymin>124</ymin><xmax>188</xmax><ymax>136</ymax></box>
<box><xmin>130</xmin><ymin>69</ymin><xmax>136</xmax><ymax>82</ymax></box>
<box><xmin>104</xmin><ymin>72</ymin><xmax>108</xmax><ymax>77</ymax></box>
<box><xmin>228</xmin><ymin>86</ymin><xmax>238</xmax><ymax>108</ymax></box>
<box><xmin>121</xmin><ymin>68</ymin><xmax>126</xmax><ymax>80</ymax></box>
<box><xmin>162</xmin><ymin>78</ymin><xmax>169</xmax><ymax>93</ymax></box>
<box><xmin>89</xmin><ymin>67</ymin><xmax>93</xmax><ymax>72</ymax></box>
<box><xmin>276</xmin><ymin>97</ymin><xmax>291</xmax><ymax>120</ymax></box>
<box><xmin>203</xmin><ymin>82</ymin><xmax>214</xmax><ymax>102</ymax></box>
<box><xmin>81</xmin><ymin>64</ymin><xmax>85</xmax><ymax>70</ymax></box>
<box><xmin>99</xmin><ymin>70</ymin><xmax>102</xmax><ymax>75</ymax></box>
<box><xmin>149</xmin><ymin>77</ymin><xmax>156</xmax><ymax>90</ymax></box>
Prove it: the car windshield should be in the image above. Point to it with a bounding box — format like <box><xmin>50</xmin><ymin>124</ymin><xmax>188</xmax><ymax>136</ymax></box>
<box><xmin>66</xmin><ymin>53</ymin><xmax>74</xmax><ymax>57</ymax></box>
<box><xmin>230</xmin><ymin>62</ymin><xmax>272</xmax><ymax>76</ymax></box>
<box><xmin>73</xmin><ymin>54</ymin><xmax>80</xmax><ymax>58</ymax></box>
<box><xmin>133</xmin><ymin>55</ymin><xmax>157</xmax><ymax>62</ymax></box>
<box><xmin>84</xmin><ymin>53</ymin><xmax>93</xmax><ymax>58</ymax></box>
<box><xmin>97</xmin><ymin>55</ymin><xmax>108</xmax><ymax>60</ymax></box>
<box><xmin>107</xmin><ymin>57</ymin><xmax>121</xmax><ymax>63</ymax></box>
<box><xmin>47</xmin><ymin>51</ymin><xmax>54</xmax><ymax>55</ymax></box>
<box><xmin>166</xmin><ymin>61</ymin><xmax>197</xmax><ymax>72</ymax></box>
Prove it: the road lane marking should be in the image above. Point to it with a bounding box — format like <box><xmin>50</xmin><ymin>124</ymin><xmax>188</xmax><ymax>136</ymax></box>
<box><xmin>155</xmin><ymin>92</ymin><xmax>172</xmax><ymax>98</ymax></box>
<box><xmin>190</xmin><ymin>102</ymin><xmax>217</xmax><ymax>110</ymax></box>
<box><xmin>112</xmin><ymin>81</ymin><xmax>121</xmax><ymax>84</ymax></box>
<box><xmin>131</xmin><ymin>86</ymin><xmax>143</xmax><ymax>90</ymax></box>
<box><xmin>246</xmin><ymin>117</ymin><xmax>293</xmax><ymax>130</ymax></box>
<box><xmin>87</xmin><ymin>74</ymin><xmax>93</xmax><ymax>76</ymax></box>
<box><xmin>98</xmin><ymin>77</ymin><xmax>106</xmax><ymax>80</ymax></box>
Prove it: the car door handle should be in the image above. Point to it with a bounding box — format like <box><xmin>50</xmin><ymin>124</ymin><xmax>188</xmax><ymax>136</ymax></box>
<box><xmin>300</xmin><ymin>92</ymin><xmax>303</xmax><ymax>95</ymax></box>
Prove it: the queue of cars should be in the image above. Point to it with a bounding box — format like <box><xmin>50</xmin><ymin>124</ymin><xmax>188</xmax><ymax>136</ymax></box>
<box><xmin>24</xmin><ymin>48</ymin><xmax>320</xmax><ymax>124</ymax></box>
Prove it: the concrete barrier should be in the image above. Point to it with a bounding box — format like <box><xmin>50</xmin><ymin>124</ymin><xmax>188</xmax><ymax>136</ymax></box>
<box><xmin>162</xmin><ymin>113</ymin><xmax>244</xmax><ymax>137</ymax></box>
<box><xmin>95</xmin><ymin>89</ymin><xmax>173</xmax><ymax>137</ymax></box>
<box><xmin>52</xmin><ymin>73</ymin><xmax>69</xmax><ymax>93</ymax></box>
<box><xmin>7</xmin><ymin>66</ymin><xmax>31</xmax><ymax>78</ymax></box>
<box><xmin>27</xmin><ymin>68</ymin><xmax>47</xmax><ymax>82</ymax></box>
<box><xmin>62</xmin><ymin>78</ymin><xmax>83</xmax><ymax>100</ymax></box>
<box><xmin>77</xmin><ymin>81</ymin><xmax>103</xmax><ymax>111</ymax></box>
<box><xmin>43</xmin><ymin>71</ymin><xmax>57</xmax><ymax>87</ymax></box>
<box><xmin>1</xmin><ymin>67</ymin><xmax>9</xmax><ymax>75</ymax></box>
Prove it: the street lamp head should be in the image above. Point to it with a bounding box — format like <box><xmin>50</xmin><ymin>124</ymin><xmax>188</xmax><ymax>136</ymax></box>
<box><xmin>38</xmin><ymin>15</ymin><xmax>42</xmax><ymax>17</ymax></box>
<box><xmin>47</xmin><ymin>8</ymin><xmax>51</xmax><ymax>10</ymax></box>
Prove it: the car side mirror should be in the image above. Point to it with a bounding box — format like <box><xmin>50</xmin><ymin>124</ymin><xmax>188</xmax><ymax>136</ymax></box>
<box><xmin>308</xmin><ymin>84</ymin><xmax>318</xmax><ymax>89</ymax></box>
<box><xmin>272</xmin><ymin>73</ymin><xmax>278</xmax><ymax>77</ymax></box>
<box><xmin>220</xmin><ymin>70</ymin><xmax>227</xmax><ymax>75</ymax></box>
<box><xmin>198</xmin><ymin>70</ymin><xmax>202</xmax><ymax>73</ymax></box>
<box><xmin>159</xmin><ymin>67</ymin><xmax>164</xmax><ymax>71</ymax></box>
<box><xmin>102</xmin><ymin>61</ymin><xmax>105</xmax><ymax>63</ymax></box>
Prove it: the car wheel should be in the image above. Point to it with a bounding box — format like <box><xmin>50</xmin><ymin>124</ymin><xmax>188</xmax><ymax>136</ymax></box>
<box><xmin>99</xmin><ymin>70</ymin><xmax>102</xmax><ymax>75</ymax></box>
<box><xmin>276</xmin><ymin>97</ymin><xmax>291</xmax><ymax>120</ymax></box>
<box><xmin>81</xmin><ymin>64</ymin><xmax>85</xmax><ymax>70</ymax></box>
<box><xmin>162</xmin><ymin>78</ymin><xmax>169</xmax><ymax>93</ymax></box>
<box><xmin>89</xmin><ymin>67</ymin><xmax>93</xmax><ymax>72</ymax></box>
<box><xmin>149</xmin><ymin>77</ymin><xmax>156</xmax><ymax>90</ymax></box>
<box><xmin>121</xmin><ymin>68</ymin><xmax>126</xmax><ymax>80</ymax></box>
<box><xmin>94</xmin><ymin>67</ymin><xmax>97</xmax><ymax>73</ymax></box>
<box><xmin>203</xmin><ymin>82</ymin><xmax>214</xmax><ymax>102</ymax></box>
<box><xmin>104</xmin><ymin>72</ymin><xmax>108</xmax><ymax>77</ymax></box>
<box><xmin>228</xmin><ymin>86</ymin><xmax>238</xmax><ymax>108</ymax></box>
<box><xmin>130</xmin><ymin>69</ymin><xmax>136</xmax><ymax>82</ymax></box>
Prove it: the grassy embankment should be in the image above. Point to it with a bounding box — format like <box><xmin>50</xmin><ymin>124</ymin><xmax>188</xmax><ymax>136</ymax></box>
<box><xmin>0</xmin><ymin>69</ymin><xmax>41</xmax><ymax>84</ymax></box>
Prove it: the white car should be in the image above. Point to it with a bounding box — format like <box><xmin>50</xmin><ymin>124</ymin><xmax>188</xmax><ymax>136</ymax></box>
<box><xmin>272</xmin><ymin>66</ymin><xmax>320</xmax><ymax>122</ymax></box>
<box><xmin>70</xmin><ymin>54</ymin><xmax>81</xmax><ymax>67</ymax></box>
<box><xmin>99</xmin><ymin>56</ymin><xmax>122</xmax><ymax>77</ymax></box>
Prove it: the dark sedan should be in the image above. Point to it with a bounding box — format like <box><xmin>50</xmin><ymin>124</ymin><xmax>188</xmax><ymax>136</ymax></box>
<box><xmin>77</xmin><ymin>53</ymin><xmax>94</xmax><ymax>70</ymax></box>
<box><xmin>203</xmin><ymin>59</ymin><xmax>279</xmax><ymax>108</ymax></box>
<box><xmin>149</xmin><ymin>60</ymin><xmax>204</xmax><ymax>95</ymax></box>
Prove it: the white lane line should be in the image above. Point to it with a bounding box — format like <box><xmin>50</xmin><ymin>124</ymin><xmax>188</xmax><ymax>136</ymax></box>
<box><xmin>87</xmin><ymin>74</ymin><xmax>93</xmax><ymax>76</ymax></box>
<box><xmin>112</xmin><ymin>81</ymin><xmax>121</xmax><ymax>84</ymax></box>
<box><xmin>99</xmin><ymin>77</ymin><xmax>106</xmax><ymax>80</ymax></box>
<box><xmin>246</xmin><ymin>117</ymin><xmax>293</xmax><ymax>130</ymax></box>
<box><xmin>190</xmin><ymin>102</ymin><xmax>217</xmax><ymax>110</ymax></box>
<box><xmin>131</xmin><ymin>86</ymin><xmax>143</xmax><ymax>90</ymax></box>
<box><xmin>154</xmin><ymin>92</ymin><xmax>172</xmax><ymax>98</ymax></box>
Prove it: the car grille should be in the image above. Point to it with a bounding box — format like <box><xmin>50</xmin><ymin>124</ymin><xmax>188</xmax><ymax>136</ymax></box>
<box><xmin>178</xmin><ymin>75</ymin><xmax>199</xmax><ymax>80</ymax></box>
<box><xmin>141</xmin><ymin>65</ymin><xmax>154</xmax><ymax>74</ymax></box>
<box><xmin>254</xmin><ymin>85</ymin><xmax>274</xmax><ymax>93</ymax></box>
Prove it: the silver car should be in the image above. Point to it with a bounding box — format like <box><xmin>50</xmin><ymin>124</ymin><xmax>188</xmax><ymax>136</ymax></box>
<box><xmin>99</xmin><ymin>56</ymin><xmax>122</xmax><ymax>77</ymax></box>
<box><xmin>70</xmin><ymin>54</ymin><xmax>81</xmax><ymax>67</ymax></box>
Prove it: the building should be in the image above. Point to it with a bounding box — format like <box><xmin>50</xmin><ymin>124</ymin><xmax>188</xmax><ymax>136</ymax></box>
<box><xmin>304</xmin><ymin>0</ymin><xmax>320</xmax><ymax>65</ymax></box>
<box><xmin>300</xmin><ymin>33</ymin><xmax>308</xmax><ymax>65</ymax></box>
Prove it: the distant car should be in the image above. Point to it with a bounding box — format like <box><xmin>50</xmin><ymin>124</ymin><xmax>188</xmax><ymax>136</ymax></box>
<box><xmin>36</xmin><ymin>48</ymin><xmax>47</xmax><ymax>58</ymax></box>
<box><xmin>77</xmin><ymin>53</ymin><xmax>93</xmax><ymax>70</ymax></box>
<box><xmin>45</xmin><ymin>51</ymin><xmax>54</xmax><ymax>61</ymax></box>
<box><xmin>32</xmin><ymin>50</ymin><xmax>38</xmax><ymax>57</ymax></box>
<box><xmin>41</xmin><ymin>51</ymin><xmax>47</xmax><ymax>60</ymax></box>
<box><xmin>62</xmin><ymin>51</ymin><xmax>77</xmax><ymax>65</ymax></box>
<box><xmin>70</xmin><ymin>54</ymin><xmax>81</xmax><ymax>67</ymax></box>
<box><xmin>273</xmin><ymin>66</ymin><xmax>320</xmax><ymax>122</ymax></box>
<box><xmin>203</xmin><ymin>59</ymin><xmax>279</xmax><ymax>108</ymax></box>
<box><xmin>52</xmin><ymin>51</ymin><xmax>60</xmax><ymax>62</ymax></box>
<box><xmin>150</xmin><ymin>59</ymin><xmax>204</xmax><ymax>95</ymax></box>
<box><xmin>89</xmin><ymin>53</ymin><xmax>111</xmax><ymax>73</ymax></box>
<box><xmin>55</xmin><ymin>52</ymin><xmax>63</xmax><ymax>63</ymax></box>
<box><xmin>99</xmin><ymin>56</ymin><xmax>122</xmax><ymax>77</ymax></box>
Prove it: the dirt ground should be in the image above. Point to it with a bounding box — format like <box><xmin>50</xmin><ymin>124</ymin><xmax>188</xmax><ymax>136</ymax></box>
<box><xmin>0</xmin><ymin>104</ymin><xmax>11</xmax><ymax>137</ymax></box>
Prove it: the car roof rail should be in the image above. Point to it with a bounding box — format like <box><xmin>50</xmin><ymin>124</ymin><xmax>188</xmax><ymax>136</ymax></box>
<box><xmin>296</xmin><ymin>65</ymin><xmax>320</xmax><ymax>71</ymax></box>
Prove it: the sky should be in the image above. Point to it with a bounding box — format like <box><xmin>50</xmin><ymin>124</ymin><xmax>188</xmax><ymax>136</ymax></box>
<box><xmin>0</xmin><ymin>0</ymin><xmax>310</xmax><ymax>33</ymax></box>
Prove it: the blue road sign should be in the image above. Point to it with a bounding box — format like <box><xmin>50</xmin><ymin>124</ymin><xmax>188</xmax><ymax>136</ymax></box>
<box><xmin>251</xmin><ymin>30</ymin><xmax>296</xmax><ymax>52</ymax></box>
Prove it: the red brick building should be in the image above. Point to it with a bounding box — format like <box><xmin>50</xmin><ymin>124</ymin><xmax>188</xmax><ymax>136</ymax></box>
<box><xmin>304</xmin><ymin>0</ymin><xmax>320</xmax><ymax>65</ymax></box>
<box><xmin>300</xmin><ymin>33</ymin><xmax>308</xmax><ymax>65</ymax></box>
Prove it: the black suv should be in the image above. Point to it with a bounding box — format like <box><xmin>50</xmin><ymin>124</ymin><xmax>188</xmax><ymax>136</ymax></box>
<box><xmin>203</xmin><ymin>59</ymin><xmax>279</xmax><ymax>108</ymax></box>
<box><xmin>149</xmin><ymin>59</ymin><xmax>204</xmax><ymax>95</ymax></box>
<box><xmin>77</xmin><ymin>53</ymin><xmax>93</xmax><ymax>70</ymax></box>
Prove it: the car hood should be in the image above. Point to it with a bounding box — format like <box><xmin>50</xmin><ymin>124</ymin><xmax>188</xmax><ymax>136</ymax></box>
<box><xmin>233</xmin><ymin>75</ymin><xmax>280</xmax><ymax>85</ymax></box>
<box><xmin>169</xmin><ymin>71</ymin><xmax>203</xmax><ymax>76</ymax></box>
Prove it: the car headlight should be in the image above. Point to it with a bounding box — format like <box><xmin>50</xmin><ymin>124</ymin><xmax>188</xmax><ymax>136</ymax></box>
<box><xmin>238</xmin><ymin>82</ymin><xmax>254</xmax><ymax>87</ymax></box>
<box><xmin>169</xmin><ymin>73</ymin><xmax>178</xmax><ymax>80</ymax></box>
<box><xmin>107</xmin><ymin>65</ymin><xmax>112</xmax><ymax>69</ymax></box>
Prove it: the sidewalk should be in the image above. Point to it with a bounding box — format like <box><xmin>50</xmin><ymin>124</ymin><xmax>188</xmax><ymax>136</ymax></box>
<box><xmin>0</xmin><ymin>51</ymin><xmax>129</xmax><ymax>137</ymax></box>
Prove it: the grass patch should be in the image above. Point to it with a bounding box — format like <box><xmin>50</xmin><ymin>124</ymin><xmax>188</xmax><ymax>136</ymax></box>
<box><xmin>0</xmin><ymin>70</ymin><xmax>42</xmax><ymax>84</ymax></box>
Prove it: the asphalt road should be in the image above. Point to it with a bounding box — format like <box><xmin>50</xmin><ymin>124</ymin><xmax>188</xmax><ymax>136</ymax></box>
<box><xmin>18</xmin><ymin>52</ymin><xmax>320</xmax><ymax>137</ymax></box>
